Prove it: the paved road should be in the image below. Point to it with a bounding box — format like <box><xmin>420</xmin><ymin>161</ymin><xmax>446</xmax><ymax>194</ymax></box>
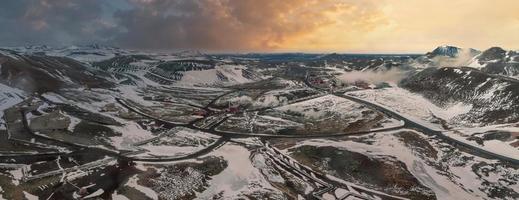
<box><xmin>11</xmin><ymin>75</ymin><xmax>513</xmax><ymax>200</ymax></box>
<box><xmin>124</xmin><ymin>136</ymin><xmax>229</xmax><ymax>162</ymax></box>
<box><xmin>114</xmin><ymin>88</ymin><xmax>413</xmax><ymax>199</ymax></box>
<box><xmin>335</xmin><ymin>93</ymin><xmax>519</xmax><ymax>165</ymax></box>
<box><xmin>111</xmin><ymin>84</ymin><xmax>413</xmax><ymax>165</ymax></box>
<box><xmin>0</xmin><ymin>79</ymin><xmax>409</xmax><ymax>199</ymax></box>
<box><xmin>302</xmin><ymin>77</ymin><xmax>519</xmax><ymax>165</ymax></box>
<box><xmin>117</xmin><ymin>97</ymin><xmax>404</xmax><ymax>139</ymax></box>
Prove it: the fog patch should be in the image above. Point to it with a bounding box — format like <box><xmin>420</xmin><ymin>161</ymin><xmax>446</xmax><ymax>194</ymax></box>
<box><xmin>336</xmin><ymin>68</ymin><xmax>405</xmax><ymax>84</ymax></box>
<box><xmin>11</xmin><ymin>75</ymin><xmax>37</xmax><ymax>94</ymax></box>
<box><xmin>430</xmin><ymin>49</ymin><xmax>477</xmax><ymax>67</ymax></box>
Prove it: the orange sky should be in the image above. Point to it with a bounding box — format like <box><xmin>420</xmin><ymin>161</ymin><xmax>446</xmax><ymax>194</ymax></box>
<box><xmin>269</xmin><ymin>0</ymin><xmax>519</xmax><ymax>53</ymax></box>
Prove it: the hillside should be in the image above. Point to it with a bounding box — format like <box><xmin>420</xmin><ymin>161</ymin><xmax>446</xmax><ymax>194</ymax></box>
<box><xmin>401</xmin><ymin>67</ymin><xmax>519</xmax><ymax>125</ymax></box>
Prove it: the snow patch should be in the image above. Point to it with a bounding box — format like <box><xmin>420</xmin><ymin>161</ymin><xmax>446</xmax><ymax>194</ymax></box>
<box><xmin>126</xmin><ymin>175</ymin><xmax>158</xmax><ymax>200</ymax></box>
<box><xmin>23</xmin><ymin>192</ymin><xmax>38</xmax><ymax>200</ymax></box>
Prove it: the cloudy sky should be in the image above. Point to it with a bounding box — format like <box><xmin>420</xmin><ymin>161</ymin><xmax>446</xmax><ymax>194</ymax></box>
<box><xmin>1</xmin><ymin>0</ymin><xmax>519</xmax><ymax>53</ymax></box>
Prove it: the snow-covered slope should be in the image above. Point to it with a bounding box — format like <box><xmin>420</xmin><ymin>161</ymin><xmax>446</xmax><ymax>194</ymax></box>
<box><xmin>468</xmin><ymin>47</ymin><xmax>519</xmax><ymax>78</ymax></box>
<box><xmin>347</xmin><ymin>85</ymin><xmax>519</xmax><ymax>166</ymax></box>
<box><xmin>177</xmin><ymin>65</ymin><xmax>262</xmax><ymax>86</ymax></box>
<box><xmin>401</xmin><ymin>67</ymin><xmax>519</xmax><ymax>125</ymax></box>
<box><xmin>0</xmin><ymin>46</ymin><xmax>266</xmax><ymax>90</ymax></box>
<box><xmin>2</xmin><ymin>45</ymin><xmax>131</xmax><ymax>63</ymax></box>
<box><xmin>0</xmin><ymin>83</ymin><xmax>25</xmax><ymax>129</ymax></box>
<box><xmin>0</xmin><ymin>52</ymin><xmax>114</xmax><ymax>93</ymax></box>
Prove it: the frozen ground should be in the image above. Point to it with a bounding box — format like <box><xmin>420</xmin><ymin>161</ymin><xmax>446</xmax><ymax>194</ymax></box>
<box><xmin>178</xmin><ymin>65</ymin><xmax>261</xmax><ymax>87</ymax></box>
<box><xmin>0</xmin><ymin>84</ymin><xmax>25</xmax><ymax>129</ymax></box>
<box><xmin>347</xmin><ymin>87</ymin><xmax>472</xmax><ymax>128</ymax></box>
<box><xmin>251</xmin><ymin>88</ymin><xmax>321</xmax><ymax>109</ymax></box>
<box><xmin>196</xmin><ymin>142</ymin><xmax>285</xmax><ymax>199</ymax></box>
<box><xmin>41</xmin><ymin>90</ymin><xmax>157</xmax><ymax>150</ymax></box>
<box><xmin>260</xmin><ymin>94</ymin><xmax>399</xmax><ymax>134</ymax></box>
<box><xmin>218</xmin><ymin>115</ymin><xmax>301</xmax><ymax>134</ymax></box>
<box><xmin>286</xmin><ymin>130</ymin><xmax>519</xmax><ymax>200</ymax></box>
<box><xmin>135</xmin><ymin>127</ymin><xmax>220</xmax><ymax>157</ymax></box>
<box><xmin>275</xmin><ymin>95</ymin><xmax>374</xmax><ymax>120</ymax></box>
<box><xmin>347</xmin><ymin>87</ymin><xmax>519</xmax><ymax>160</ymax></box>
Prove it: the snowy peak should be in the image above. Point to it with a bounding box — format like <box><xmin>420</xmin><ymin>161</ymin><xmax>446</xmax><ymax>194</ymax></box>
<box><xmin>427</xmin><ymin>45</ymin><xmax>462</xmax><ymax>57</ymax></box>
<box><xmin>426</xmin><ymin>45</ymin><xmax>480</xmax><ymax>58</ymax></box>
<box><xmin>469</xmin><ymin>47</ymin><xmax>519</xmax><ymax>78</ymax></box>
<box><xmin>413</xmin><ymin>46</ymin><xmax>481</xmax><ymax>69</ymax></box>
<box><xmin>477</xmin><ymin>47</ymin><xmax>507</xmax><ymax>62</ymax></box>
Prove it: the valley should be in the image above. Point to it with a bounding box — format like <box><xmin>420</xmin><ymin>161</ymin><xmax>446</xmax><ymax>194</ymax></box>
<box><xmin>0</xmin><ymin>45</ymin><xmax>517</xmax><ymax>199</ymax></box>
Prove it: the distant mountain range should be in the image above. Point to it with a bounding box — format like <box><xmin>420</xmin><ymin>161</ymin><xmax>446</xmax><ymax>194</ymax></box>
<box><xmin>426</xmin><ymin>45</ymin><xmax>480</xmax><ymax>58</ymax></box>
<box><xmin>1</xmin><ymin>44</ymin><xmax>518</xmax><ymax>93</ymax></box>
<box><xmin>0</xmin><ymin>45</ymin><xmax>265</xmax><ymax>92</ymax></box>
<box><xmin>413</xmin><ymin>45</ymin><xmax>519</xmax><ymax>78</ymax></box>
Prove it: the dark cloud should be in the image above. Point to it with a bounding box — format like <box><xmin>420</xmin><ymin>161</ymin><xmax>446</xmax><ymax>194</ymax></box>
<box><xmin>0</xmin><ymin>0</ymin><xmax>118</xmax><ymax>46</ymax></box>
<box><xmin>0</xmin><ymin>0</ymin><xmax>384</xmax><ymax>51</ymax></box>
<box><xmin>113</xmin><ymin>0</ymin><xmax>357</xmax><ymax>51</ymax></box>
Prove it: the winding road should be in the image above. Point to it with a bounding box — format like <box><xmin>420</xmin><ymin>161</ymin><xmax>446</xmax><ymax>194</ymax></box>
<box><xmin>5</xmin><ymin>74</ymin><xmax>516</xmax><ymax>199</ymax></box>
<box><xmin>303</xmin><ymin>75</ymin><xmax>519</xmax><ymax>165</ymax></box>
<box><xmin>336</xmin><ymin>93</ymin><xmax>519</xmax><ymax>165</ymax></box>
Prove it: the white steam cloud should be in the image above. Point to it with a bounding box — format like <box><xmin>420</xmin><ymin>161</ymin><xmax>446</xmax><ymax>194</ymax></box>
<box><xmin>430</xmin><ymin>48</ymin><xmax>477</xmax><ymax>67</ymax></box>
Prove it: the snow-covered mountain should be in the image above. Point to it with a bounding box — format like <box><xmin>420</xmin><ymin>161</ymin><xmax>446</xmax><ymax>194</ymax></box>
<box><xmin>318</xmin><ymin>53</ymin><xmax>417</xmax><ymax>71</ymax></box>
<box><xmin>412</xmin><ymin>45</ymin><xmax>481</xmax><ymax>68</ymax></box>
<box><xmin>0</xmin><ymin>51</ymin><xmax>114</xmax><ymax>93</ymax></box>
<box><xmin>468</xmin><ymin>47</ymin><xmax>519</xmax><ymax>78</ymax></box>
<box><xmin>426</xmin><ymin>45</ymin><xmax>480</xmax><ymax>58</ymax></box>
<box><xmin>401</xmin><ymin>67</ymin><xmax>519</xmax><ymax>125</ymax></box>
<box><xmin>0</xmin><ymin>46</ymin><xmax>266</xmax><ymax>92</ymax></box>
<box><xmin>411</xmin><ymin>45</ymin><xmax>519</xmax><ymax>79</ymax></box>
<box><xmin>2</xmin><ymin>44</ymin><xmax>131</xmax><ymax>63</ymax></box>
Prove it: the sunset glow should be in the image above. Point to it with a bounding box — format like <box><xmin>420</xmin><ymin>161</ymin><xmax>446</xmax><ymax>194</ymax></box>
<box><xmin>1</xmin><ymin>0</ymin><xmax>519</xmax><ymax>52</ymax></box>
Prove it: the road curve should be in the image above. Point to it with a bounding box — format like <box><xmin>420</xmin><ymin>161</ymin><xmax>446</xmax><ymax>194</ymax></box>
<box><xmin>336</xmin><ymin>93</ymin><xmax>519</xmax><ymax>165</ymax></box>
<box><xmin>117</xmin><ymin>97</ymin><xmax>405</xmax><ymax>139</ymax></box>
<box><xmin>122</xmin><ymin>136</ymin><xmax>229</xmax><ymax>162</ymax></box>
